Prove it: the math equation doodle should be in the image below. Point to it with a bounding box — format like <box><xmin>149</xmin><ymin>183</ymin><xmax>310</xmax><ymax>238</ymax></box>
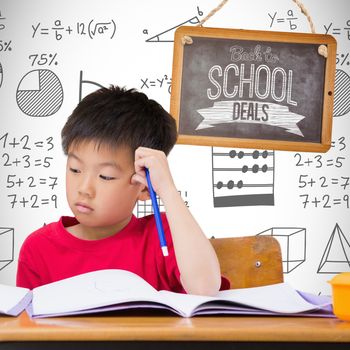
<box><xmin>268</xmin><ymin>9</ymin><xmax>299</xmax><ymax>31</ymax></box>
<box><xmin>294</xmin><ymin>137</ymin><xmax>349</xmax><ymax>210</ymax></box>
<box><xmin>32</xmin><ymin>19</ymin><xmax>116</xmax><ymax>41</ymax></box>
<box><xmin>0</xmin><ymin>10</ymin><xmax>6</xmax><ymax>31</ymax></box>
<box><xmin>324</xmin><ymin>19</ymin><xmax>350</xmax><ymax>40</ymax></box>
<box><xmin>140</xmin><ymin>74</ymin><xmax>171</xmax><ymax>94</ymax></box>
<box><xmin>0</xmin><ymin>133</ymin><xmax>60</xmax><ymax>210</ymax></box>
<box><xmin>0</xmin><ymin>39</ymin><xmax>12</xmax><ymax>52</ymax></box>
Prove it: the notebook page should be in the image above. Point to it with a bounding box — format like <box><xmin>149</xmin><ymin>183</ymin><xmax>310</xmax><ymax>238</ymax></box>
<box><xmin>215</xmin><ymin>282</ymin><xmax>320</xmax><ymax>313</ymax></box>
<box><xmin>32</xmin><ymin>269</ymin><xmax>158</xmax><ymax>316</ymax></box>
<box><xmin>156</xmin><ymin>290</ymin><xmax>216</xmax><ymax>317</ymax></box>
<box><xmin>0</xmin><ymin>284</ymin><xmax>31</xmax><ymax>316</ymax></box>
<box><xmin>158</xmin><ymin>282</ymin><xmax>321</xmax><ymax>316</ymax></box>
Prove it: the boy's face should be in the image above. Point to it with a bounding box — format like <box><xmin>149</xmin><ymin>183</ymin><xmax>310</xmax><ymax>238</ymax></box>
<box><xmin>66</xmin><ymin>140</ymin><xmax>145</xmax><ymax>238</ymax></box>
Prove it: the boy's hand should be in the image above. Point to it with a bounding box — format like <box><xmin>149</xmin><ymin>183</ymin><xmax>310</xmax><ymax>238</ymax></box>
<box><xmin>131</xmin><ymin>147</ymin><xmax>176</xmax><ymax>198</ymax></box>
<box><xmin>132</xmin><ymin>148</ymin><xmax>221</xmax><ymax>296</ymax></box>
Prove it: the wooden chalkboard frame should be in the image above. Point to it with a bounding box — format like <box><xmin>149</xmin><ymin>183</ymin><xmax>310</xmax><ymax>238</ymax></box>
<box><xmin>170</xmin><ymin>26</ymin><xmax>337</xmax><ymax>152</ymax></box>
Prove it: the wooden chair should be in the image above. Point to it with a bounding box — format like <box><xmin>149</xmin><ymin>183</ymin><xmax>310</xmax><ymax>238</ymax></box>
<box><xmin>210</xmin><ymin>236</ymin><xmax>283</xmax><ymax>289</ymax></box>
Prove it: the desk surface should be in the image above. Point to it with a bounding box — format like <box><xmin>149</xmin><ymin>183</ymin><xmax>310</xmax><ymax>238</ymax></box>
<box><xmin>1</xmin><ymin>312</ymin><xmax>350</xmax><ymax>342</ymax></box>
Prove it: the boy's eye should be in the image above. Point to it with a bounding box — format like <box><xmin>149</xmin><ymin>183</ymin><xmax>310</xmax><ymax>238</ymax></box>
<box><xmin>99</xmin><ymin>175</ymin><xmax>116</xmax><ymax>181</ymax></box>
<box><xmin>69</xmin><ymin>167</ymin><xmax>80</xmax><ymax>174</ymax></box>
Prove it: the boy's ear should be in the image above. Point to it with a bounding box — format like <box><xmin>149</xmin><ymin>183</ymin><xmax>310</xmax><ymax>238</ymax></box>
<box><xmin>137</xmin><ymin>186</ymin><xmax>150</xmax><ymax>201</ymax></box>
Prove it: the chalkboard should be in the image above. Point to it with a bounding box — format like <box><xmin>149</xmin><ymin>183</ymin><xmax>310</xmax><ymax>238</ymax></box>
<box><xmin>170</xmin><ymin>26</ymin><xmax>337</xmax><ymax>152</ymax></box>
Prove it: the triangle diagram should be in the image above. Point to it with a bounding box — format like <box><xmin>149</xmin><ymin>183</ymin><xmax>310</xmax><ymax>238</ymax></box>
<box><xmin>146</xmin><ymin>16</ymin><xmax>199</xmax><ymax>43</ymax></box>
<box><xmin>318</xmin><ymin>223</ymin><xmax>350</xmax><ymax>273</ymax></box>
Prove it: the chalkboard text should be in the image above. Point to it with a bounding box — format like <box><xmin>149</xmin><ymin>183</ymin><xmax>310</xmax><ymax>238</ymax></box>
<box><xmin>207</xmin><ymin>63</ymin><xmax>297</xmax><ymax>106</ymax></box>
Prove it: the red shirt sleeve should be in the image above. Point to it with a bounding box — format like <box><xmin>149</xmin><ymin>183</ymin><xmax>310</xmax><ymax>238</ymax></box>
<box><xmin>220</xmin><ymin>275</ymin><xmax>231</xmax><ymax>290</ymax></box>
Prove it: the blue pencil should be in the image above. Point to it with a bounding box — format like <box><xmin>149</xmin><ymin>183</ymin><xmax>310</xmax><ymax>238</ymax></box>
<box><xmin>145</xmin><ymin>168</ymin><xmax>168</xmax><ymax>257</ymax></box>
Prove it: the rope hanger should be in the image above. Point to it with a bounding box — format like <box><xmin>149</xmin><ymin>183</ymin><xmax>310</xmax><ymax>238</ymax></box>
<box><xmin>181</xmin><ymin>0</ymin><xmax>328</xmax><ymax>58</ymax></box>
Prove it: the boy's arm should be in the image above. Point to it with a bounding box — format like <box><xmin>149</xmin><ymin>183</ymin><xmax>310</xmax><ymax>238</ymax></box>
<box><xmin>133</xmin><ymin>147</ymin><xmax>221</xmax><ymax>296</ymax></box>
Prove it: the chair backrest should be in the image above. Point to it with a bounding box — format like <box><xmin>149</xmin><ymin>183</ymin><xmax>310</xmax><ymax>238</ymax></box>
<box><xmin>210</xmin><ymin>235</ymin><xmax>283</xmax><ymax>289</ymax></box>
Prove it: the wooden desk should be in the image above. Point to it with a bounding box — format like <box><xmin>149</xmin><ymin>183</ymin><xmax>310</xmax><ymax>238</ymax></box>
<box><xmin>1</xmin><ymin>312</ymin><xmax>350</xmax><ymax>349</ymax></box>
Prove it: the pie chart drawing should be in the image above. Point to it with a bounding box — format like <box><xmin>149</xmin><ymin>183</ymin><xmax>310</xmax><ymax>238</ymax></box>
<box><xmin>0</xmin><ymin>62</ymin><xmax>3</xmax><ymax>88</ymax></box>
<box><xmin>333</xmin><ymin>69</ymin><xmax>350</xmax><ymax>117</ymax></box>
<box><xmin>16</xmin><ymin>69</ymin><xmax>64</xmax><ymax>117</ymax></box>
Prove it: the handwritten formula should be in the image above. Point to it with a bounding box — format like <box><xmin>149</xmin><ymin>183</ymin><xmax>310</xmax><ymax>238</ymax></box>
<box><xmin>295</xmin><ymin>137</ymin><xmax>349</xmax><ymax>209</ymax></box>
<box><xmin>1</xmin><ymin>133</ymin><xmax>60</xmax><ymax>210</ymax></box>
<box><xmin>32</xmin><ymin>19</ymin><xmax>116</xmax><ymax>40</ymax></box>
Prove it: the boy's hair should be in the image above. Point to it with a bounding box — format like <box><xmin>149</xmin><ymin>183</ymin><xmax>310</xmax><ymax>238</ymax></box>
<box><xmin>61</xmin><ymin>85</ymin><xmax>177</xmax><ymax>155</ymax></box>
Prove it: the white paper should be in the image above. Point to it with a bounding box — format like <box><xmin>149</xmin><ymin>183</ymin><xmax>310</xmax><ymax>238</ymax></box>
<box><xmin>32</xmin><ymin>269</ymin><xmax>158</xmax><ymax>316</ymax></box>
<box><xmin>30</xmin><ymin>269</ymin><xmax>327</xmax><ymax>318</ymax></box>
<box><xmin>158</xmin><ymin>282</ymin><xmax>321</xmax><ymax>317</ymax></box>
<box><xmin>0</xmin><ymin>284</ymin><xmax>31</xmax><ymax>316</ymax></box>
<box><xmin>211</xmin><ymin>283</ymin><xmax>320</xmax><ymax>314</ymax></box>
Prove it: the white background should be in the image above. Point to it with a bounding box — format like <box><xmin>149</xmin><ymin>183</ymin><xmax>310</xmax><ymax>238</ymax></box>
<box><xmin>0</xmin><ymin>0</ymin><xmax>349</xmax><ymax>295</ymax></box>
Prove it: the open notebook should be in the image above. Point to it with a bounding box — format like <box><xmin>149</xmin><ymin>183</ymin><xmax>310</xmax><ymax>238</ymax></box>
<box><xmin>0</xmin><ymin>269</ymin><xmax>334</xmax><ymax>318</ymax></box>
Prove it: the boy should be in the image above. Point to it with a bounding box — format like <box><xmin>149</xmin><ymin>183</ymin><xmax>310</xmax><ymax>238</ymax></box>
<box><xmin>17</xmin><ymin>86</ymin><xmax>228</xmax><ymax>295</ymax></box>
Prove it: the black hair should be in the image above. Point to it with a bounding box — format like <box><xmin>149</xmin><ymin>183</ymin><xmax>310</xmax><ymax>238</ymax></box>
<box><xmin>61</xmin><ymin>85</ymin><xmax>177</xmax><ymax>155</ymax></box>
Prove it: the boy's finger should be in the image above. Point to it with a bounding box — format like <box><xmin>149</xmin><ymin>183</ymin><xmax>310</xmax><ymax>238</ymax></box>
<box><xmin>134</xmin><ymin>157</ymin><xmax>148</xmax><ymax>172</ymax></box>
<box><xmin>135</xmin><ymin>147</ymin><xmax>164</xmax><ymax>160</ymax></box>
<box><xmin>134</xmin><ymin>156</ymin><xmax>159</xmax><ymax>172</ymax></box>
<box><xmin>130</xmin><ymin>172</ymin><xmax>146</xmax><ymax>186</ymax></box>
<box><xmin>135</xmin><ymin>147</ymin><xmax>152</xmax><ymax>160</ymax></box>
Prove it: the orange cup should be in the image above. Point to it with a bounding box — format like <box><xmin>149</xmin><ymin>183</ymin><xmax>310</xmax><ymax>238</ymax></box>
<box><xmin>328</xmin><ymin>272</ymin><xmax>350</xmax><ymax>321</ymax></box>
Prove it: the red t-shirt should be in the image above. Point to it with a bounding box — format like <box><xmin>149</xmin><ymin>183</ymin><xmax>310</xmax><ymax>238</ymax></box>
<box><xmin>17</xmin><ymin>214</ymin><xmax>230</xmax><ymax>292</ymax></box>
